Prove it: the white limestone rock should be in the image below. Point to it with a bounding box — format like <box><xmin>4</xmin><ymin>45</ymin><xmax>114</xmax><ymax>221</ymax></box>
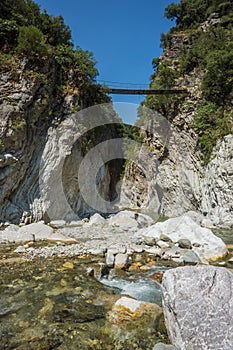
<box><xmin>0</xmin><ymin>230</ymin><xmax>33</xmax><ymax>242</ymax></box>
<box><xmin>108</xmin><ymin>210</ymin><xmax>153</xmax><ymax>231</ymax></box>
<box><xmin>114</xmin><ymin>253</ymin><xmax>129</xmax><ymax>269</ymax></box>
<box><xmin>106</xmin><ymin>249</ymin><xmax>115</xmax><ymax>267</ymax></box>
<box><xmin>141</xmin><ymin>215</ymin><xmax>227</xmax><ymax>262</ymax></box>
<box><xmin>18</xmin><ymin>222</ymin><xmax>54</xmax><ymax>241</ymax></box>
<box><xmin>162</xmin><ymin>266</ymin><xmax>233</xmax><ymax>350</ymax></box>
<box><xmin>49</xmin><ymin>220</ymin><xmax>66</xmax><ymax>228</ymax></box>
<box><xmin>201</xmin><ymin>135</ymin><xmax>233</xmax><ymax>226</ymax></box>
<box><xmin>85</xmin><ymin>213</ymin><xmax>106</xmax><ymax>227</ymax></box>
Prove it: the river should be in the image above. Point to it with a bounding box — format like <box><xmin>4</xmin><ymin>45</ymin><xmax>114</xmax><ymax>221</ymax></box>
<box><xmin>0</xmin><ymin>229</ymin><xmax>232</xmax><ymax>350</ymax></box>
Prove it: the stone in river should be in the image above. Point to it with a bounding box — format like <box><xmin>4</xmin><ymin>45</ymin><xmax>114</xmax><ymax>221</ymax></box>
<box><xmin>114</xmin><ymin>253</ymin><xmax>129</xmax><ymax>269</ymax></box>
<box><xmin>107</xmin><ymin>296</ymin><xmax>162</xmax><ymax>324</ymax></box>
<box><xmin>162</xmin><ymin>265</ymin><xmax>233</xmax><ymax>350</ymax></box>
<box><xmin>106</xmin><ymin>249</ymin><xmax>115</xmax><ymax>267</ymax></box>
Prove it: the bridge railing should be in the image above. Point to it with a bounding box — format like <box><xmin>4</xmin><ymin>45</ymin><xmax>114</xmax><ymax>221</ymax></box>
<box><xmin>97</xmin><ymin>80</ymin><xmax>187</xmax><ymax>95</ymax></box>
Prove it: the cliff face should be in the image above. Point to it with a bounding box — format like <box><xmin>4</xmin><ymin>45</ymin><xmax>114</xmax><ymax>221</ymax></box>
<box><xmin>0</xmin><ymin>58</ymin><xmax>119</xmax><ymax>223</ymax></box>
<box><xmin>0</xmin><ymin>1</ymin><xmax>232</xmax><ymax>227</ymax></box>
<box><xmin>120</xmin><ymin>12</ymin><xmax>233</xmax><ymax>227</ymax></box>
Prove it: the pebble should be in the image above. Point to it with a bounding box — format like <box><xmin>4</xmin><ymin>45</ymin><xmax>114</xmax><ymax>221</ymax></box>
<box><xmin>14</xmin><ymin>246</ymin><xmax>26</xmax><ymax>253</ymax></box>
<box><xmin>157</xmin><ymin>240</ymin><xmax>170</xmax><ymax>249</ymax></box>
<box><xmin>177</xmin><ymin>238</ymin><xmax>192</xmax><ymax>249</ymax></box>
<box><xmin>144</xmin><ymin>247</ymin><xmax>163</xmax><ymax>257</ymax></box>
<box><xmin>62</xmin><ymin>261</ymin><xmax>74</xmax><ymax>269</ymax></box>
<box><xmin>160</xmin><ymin>234</ymin><xmax>172</xmax><ymax>243</ymax></box>
<box><xmin>130</xmin><ymin>243</ymin><xmax>144</xmax><ymax>253</ymax></box>
<box><xmin>143</xmin><ymin>236</ymin><xmax>156</xmax><ymax>246</ymax></box>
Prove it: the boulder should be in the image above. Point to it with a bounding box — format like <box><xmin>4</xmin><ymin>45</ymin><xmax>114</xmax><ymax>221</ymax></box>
<box><xmin>180</xmin><ymin>250</ymin><xmax>202</xmax><ymax>264</ymax></box>
<box><xmin>49</xmin><ymin>220</ymin><xmax>66</xmax><ymax>228</ymax></box>
<box><xmin>141</xmin><ymin>215</ymin><xmax>227</xmax><ymax>262</ymax></box>
<box><xmin>162</xmin><ymin>266</ymin><xmax>233</xmax><ymax>350</ymax></box>
<box><xmin>108</xmin><ymin>210</ymin><xmax>153</xmax><ymax>231</ymax></box>
<box><xmin>4</xmin><ymin>224</ymin><xmax>19</xmax><ymax>232</ymax></box>
<box><xmin>106</xmin><ymin>249</ymin><xmax>115</xmax><ymax>267</ymax></box>
<box><xmin>0</xmin><ymin>230</ymin><xmax>33</xmax><ymax>242</ymax></box>
<box><xmin>107</xmin><ymin>296</ymin><xmax>162</xmax><ymax>324</ymax></box>
<box><xmin>18</xmin><ymin>222</ymin><xmax>54</xmax><ymax>240</ymax></box>
<box><xmin>86</xmin><ymin>213</ymin><xmax>106</xmax><ymax>227</ymax></box>
<box><xmin>14</xmin><ymin>246</ymin><xmax>27</xmax><ymax>253</ymax></box>
<box><xmin>177</xmin><ymin>238</ymin><xmax>191</xmax><ymax>249</ymax></box>
<box><xmin>106</xmin><ymin>296</ymin><xmax>165</xmax><ymax>348</ymax></box>
<box><xmin>114</xmin><ymin>253</ymin><xmax>129</xmax><ymax>269</ymax></box>
<box><xmin>144</xmin><ymin>247</ymin><xmax>163</xmax><ymax>257</ymax></box>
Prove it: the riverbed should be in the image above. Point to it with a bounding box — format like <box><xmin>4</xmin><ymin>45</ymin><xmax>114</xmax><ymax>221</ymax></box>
<box><xmin>0</xmin><ymin>229</ymin><xmax>232</xmax><ymax>350</ymax></box>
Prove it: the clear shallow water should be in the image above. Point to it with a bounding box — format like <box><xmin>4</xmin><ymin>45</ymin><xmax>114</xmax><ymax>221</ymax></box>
<box><xmin>0</xmin><ymin>243</ymin><xmax>168</xmax><ymax>350</ymax></box>
<box><xmin>100</xmin><ymin>275</ymin><xmax>162</xmax><ymax>305</ymax></box>
<box><xmin>0</xmin><ymin>229</ymin><xmax>232</xmax><ymax>349</ymax></box>
<box><xmin>99</xmin><ymin>266</ymin><xmax>169</xmax><ymax>307</ymax></box>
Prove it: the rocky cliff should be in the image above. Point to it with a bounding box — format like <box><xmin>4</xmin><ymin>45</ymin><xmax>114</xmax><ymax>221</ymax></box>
<box><xmin>0</xmin><ymin>58</ymin><xmax>122</xmax><ymax>223</ymax></box>
<box><xmin>120</xmin><ymin>7</ymin><xmax>233</xmax><ymax>227</ymax></box>
<box><xmin>0</xmin><ymin>0</ymin><xmax>232</xmax><ymax>227</ymax></box>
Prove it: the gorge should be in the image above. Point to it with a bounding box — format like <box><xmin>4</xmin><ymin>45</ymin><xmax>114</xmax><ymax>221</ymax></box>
<box><xmin>0</xmin><ymin>0</ymin><xmax>233</xmax><ymax>349</ymax></box>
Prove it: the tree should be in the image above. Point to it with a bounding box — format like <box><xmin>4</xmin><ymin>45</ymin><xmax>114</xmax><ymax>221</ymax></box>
<box><xmin>17</xmin><ymin>25</ymin><xmax>48</xmax><ymax>57</ymax></box>
<box><xmin>0</xmin><ymin>19</ymin><xmax>18</xmax><ymax>48</ymax></box>
<box><xmin>40</xmin><ymin>12</ymin><xmax>72</xmax><ymax>46</ymax></box>
<box><xmin>202</xmin><ymin>49</ymin><xmax>233</xmax><ymax>104</ymax></box>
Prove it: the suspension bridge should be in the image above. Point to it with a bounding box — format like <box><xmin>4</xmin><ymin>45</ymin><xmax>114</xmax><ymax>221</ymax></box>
<box><xmin>98</xmin><ymin>80</ymin><xmax>187</xmax><ymax>95</ymax></box>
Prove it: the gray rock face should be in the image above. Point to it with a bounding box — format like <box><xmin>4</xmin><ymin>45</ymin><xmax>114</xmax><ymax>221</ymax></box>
<box><xmin>120</xmin><ymin>124</ymin><xmax>203</xmax><ymax>220</ymax></box>
<box><xmin>1</xmin><ymin>59</ymin><xmax>232</xmax><ymax>227</ymax></box>
<box><xmin>201</xmin><ymin>135</ymin><xmax>233</xmax><ymax>227</ymax></box>
<box><xmin>162</xmin><ymin>266</ymin><xmax>233</xmax><ymax>350</ymax></box>
<box><xmin>0</xmin><ymin>60</ymin><xmax>121</xmax><ymax>223</ymax></box>
<box><xmin>120</xmin><ymin>118</ymin><xmax>233</xmax><ymax>227</ymax></box>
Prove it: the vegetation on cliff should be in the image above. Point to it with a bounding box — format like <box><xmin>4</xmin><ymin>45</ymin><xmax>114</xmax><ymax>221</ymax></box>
<box><xmin>0</xmin><ymin>0</ymin><xmax>109</xmax><ymax>108</ymax></box>
<box><xmin>143</xmin><ymin>0</ymin><xmax>233</xmax><ymax>164</ymax></box>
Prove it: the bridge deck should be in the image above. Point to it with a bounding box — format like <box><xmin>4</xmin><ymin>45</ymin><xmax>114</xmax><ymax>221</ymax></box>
<box><xmin>108</xmin><ymin>88</ymin><xmax>187</xmax><ymax>95</ymax></box>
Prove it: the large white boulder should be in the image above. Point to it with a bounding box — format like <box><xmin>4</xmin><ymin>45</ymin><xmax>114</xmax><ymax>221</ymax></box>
<box><xmin>0</xmin><ymin>230</ymin><xmax>33</xmax><ymax>242</ymax></box>
<box><xmin>18</xmin><ymin>222</ymin><xmax>53</xmax><ymax>240</ymax></box>
<box><xmin>162</xmin><ymin>266</ymin><xmax>233</xmax><ymax>350</ymax></box>
<box><xmin>108</xmin><ymin>210</ymin><xmax>153</xmax><ymax>231</ymax></box>
<box><xmin>85</xmin><ymin>213</ymin><xmax>106</xmax><ymax>227</ymax></box>
<box><xmin>141</xmin><ymin>215</ymin><xmax>227</xmax><ymax>262</ymax></box>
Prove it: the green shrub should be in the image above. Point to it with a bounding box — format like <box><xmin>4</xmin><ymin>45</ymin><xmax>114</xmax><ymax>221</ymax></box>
<box><xmin>16</xmin><ymin>25</ymin><xmax>49</xmax><ymax>57</ymax></box>
<box><xmin>202</xmin><ymin>48</ymin><xmax>233</xmax><ymax>104</ymax></box>
<box><xmin>192</xmin><ymin>101</ymin><xmax>231</xmax><ymax>164</ymax></box>
<box><xmin>0</xmin><ymin>19</ymin><xmax>18</xmax><ymax>48</ymax></box>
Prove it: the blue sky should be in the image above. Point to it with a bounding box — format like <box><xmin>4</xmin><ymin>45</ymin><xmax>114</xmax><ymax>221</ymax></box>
<box><xmin>35</xmin><ymin>0</ymin><xmax>179</xmax><ymax>123</ymax></box>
